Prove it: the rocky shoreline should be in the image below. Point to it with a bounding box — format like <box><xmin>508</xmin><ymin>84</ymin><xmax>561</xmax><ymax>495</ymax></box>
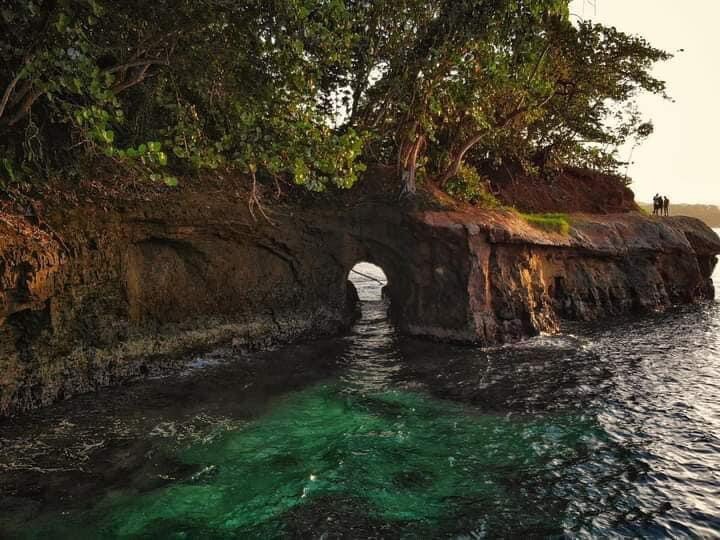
<box><xmin>1</xmin><ymin>185</ymin><xmax>718</xmax><ymax>416</ymax></box>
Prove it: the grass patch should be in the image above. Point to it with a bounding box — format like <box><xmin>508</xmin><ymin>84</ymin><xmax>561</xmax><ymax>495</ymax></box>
<box><xmin>519</xmin><ymin>212</ymin><xmax>571</xmax><ymax>235</ymax></box>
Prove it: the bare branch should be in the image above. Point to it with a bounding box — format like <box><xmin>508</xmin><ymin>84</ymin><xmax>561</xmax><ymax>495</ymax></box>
<box><xmin>6</xmin><ymin>88</ymin><xmax>43</xmax><ymax>126</ymax></box>
<box><xmin>111</xmin><ymin>64</ymin><xmax>152</xmax><ymax>94</ymax></box>
<box><xmin>105</xmin><ymin>59</ymin><xmax>169</xmax><ymax>74</ymax></box>
<box><xmin>9</xmin><ymin>80</ymin><xmax>33</xmax><ymax>108</ymax></box>
<box><xmin>0</xmin><ymin>71</ymin><xmax>24</xmax><ymax>120</ymax></box>
<box><xmin>0</xmin><ymin>53</ymin><xmax>34</xmax><ymax>120</ymax></box>
<box><xmin>528</xmin><ymin>43</ymin><xmax>552</xmax><ymax>84</ymax></box>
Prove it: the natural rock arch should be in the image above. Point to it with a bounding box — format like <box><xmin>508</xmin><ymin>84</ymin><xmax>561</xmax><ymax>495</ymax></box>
<box><xmin>1</xmin><ymin>194</ymin><xmax>718</xmax><ymax>416</ymax></box>
<box><xmin>341</xmin><ymin>242</ymin><xmax>414</xmax><ymax>322</ymax></box>
<box><xmin>347</xmin><ymin>262</ymin><xmax>388</xmax><ymax>302</ymax></box>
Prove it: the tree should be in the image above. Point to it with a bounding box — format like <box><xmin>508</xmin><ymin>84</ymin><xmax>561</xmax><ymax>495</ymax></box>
<box><xmin>350</xmin><ymin>1</ymin><xmax>669</xmax><ymax>194</ymax></box>
<box><xmin>352</xmin><ymin>0</ymin><xmax>573</xmax><ymax>194</ymax></box>
<box><xmin>520</xmin><ymin>21</ymin><xmax>670</xmax><ymax>176</ymax></box>
<box><xmin>0</xmin><ymin>1</ymin><xmax>671</xmax><ymax>202</ymax></box>
<box><xmin>0</xmin><ymin>0</ymin><xmax>367</xmax><ymax>194</ymax></box>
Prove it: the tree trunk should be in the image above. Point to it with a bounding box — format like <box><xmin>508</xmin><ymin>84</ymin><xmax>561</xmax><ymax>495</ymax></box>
<box><xmin>436</xmin><ymin>101</ymin><xmax>543</xmax><ymax>187</ymax></box>
<box><xmin>399</xmin><ymin>135</ymin><xmax>424</xmax><ymax>197</ymax></box>
<box><xmin>6</xmin><ymin>88</ymin><xmax>43</xmax><ymax>126</ymax></box>
<box><xmin>438</xmin><ymin>131</ymin><xmax>484</xmax><ymax>187</ymax></box>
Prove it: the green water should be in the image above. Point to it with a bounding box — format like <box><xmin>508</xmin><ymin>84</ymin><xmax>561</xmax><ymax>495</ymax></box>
<box><xmin>3</xmin><ymin>262</ymin><xmax>720</xmax><ymax>538</ymax></box>
<box><xmin>16</xmin><ymin>384</ymin><xmax>599</xmax><ymax>539</ymax></box>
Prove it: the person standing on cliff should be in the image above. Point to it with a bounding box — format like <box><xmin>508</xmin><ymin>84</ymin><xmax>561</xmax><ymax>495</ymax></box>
<box><xmin>653</xmin><ymin>194</ymin><xmax>661</xmax><ymax>215</ymax></box>
<box><xmin>663</xmin><ymin>196</ymin><xmax>670</xmax><ymax>216</ymax></box>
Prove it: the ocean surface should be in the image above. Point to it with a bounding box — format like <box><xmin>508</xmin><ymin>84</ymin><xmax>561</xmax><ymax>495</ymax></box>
<box><xmin>1</xmin><ymin>233</ymin><xmax>719</xmax><ymax>538</ymax></box>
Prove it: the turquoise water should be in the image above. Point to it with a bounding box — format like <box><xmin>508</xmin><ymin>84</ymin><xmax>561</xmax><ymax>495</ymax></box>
<box><xmin>1</xmin><ymin>259</ymin><xmax>719</xmax><ymax>538</ymax></box>
<box><xmin>20</xmin><ymin>386</ymin><xmax>600</xmax><ymax>538</ymax></box>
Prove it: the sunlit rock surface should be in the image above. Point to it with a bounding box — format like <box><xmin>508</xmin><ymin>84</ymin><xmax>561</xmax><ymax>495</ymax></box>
<box><xmin>1</xmin><ymin>187</ymin><xmax>718</xmax><ymax>415</ymax></box>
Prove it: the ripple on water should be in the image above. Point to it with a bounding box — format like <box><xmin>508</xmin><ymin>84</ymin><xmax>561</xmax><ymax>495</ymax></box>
<box><xmin>0</xmin><ymin>261</ymin><xmax>719</xmax><ymax>538</ymax></box>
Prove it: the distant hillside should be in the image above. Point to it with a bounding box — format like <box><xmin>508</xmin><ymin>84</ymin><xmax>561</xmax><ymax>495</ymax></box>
<box><xmin>639</xmin><ymin>203</ymin><xmax>720</xmax><ymax>227</ymax></box>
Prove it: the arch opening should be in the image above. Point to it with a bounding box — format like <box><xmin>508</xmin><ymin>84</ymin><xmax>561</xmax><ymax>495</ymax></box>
<box><xmin>348</xmin><ymin>262</ymin><xmax>388</xmax><ymax>303</ymax></box>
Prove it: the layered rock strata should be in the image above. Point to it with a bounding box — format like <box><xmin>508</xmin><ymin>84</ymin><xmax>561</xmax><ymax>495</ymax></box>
<box><xmin>1</xmin><ymin>190</ymin><xmax>717</xmax><ymax>415</ymax></box>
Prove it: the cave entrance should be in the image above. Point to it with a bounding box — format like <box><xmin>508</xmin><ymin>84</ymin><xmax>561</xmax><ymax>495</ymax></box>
<box><xmin>348</xmin><ymin>262</ymin><xmax>388</xmax><ymax>303</ymax></box>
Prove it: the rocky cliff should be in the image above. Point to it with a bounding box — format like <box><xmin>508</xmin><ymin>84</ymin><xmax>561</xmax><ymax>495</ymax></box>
<box><xmin>1</xmin><ymin>184</ymin><xmax>718</xmax><ymax>416</ymax></box>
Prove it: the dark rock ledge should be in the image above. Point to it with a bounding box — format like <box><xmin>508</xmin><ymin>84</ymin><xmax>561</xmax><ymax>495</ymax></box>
<box><xmin>1</xmin><ymin>191</ymin><xmax>718</xmax><ymax>416</ymax></box>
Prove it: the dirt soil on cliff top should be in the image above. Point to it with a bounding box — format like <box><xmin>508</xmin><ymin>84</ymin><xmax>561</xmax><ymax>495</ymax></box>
<box><xmin>0</xmin><ymin>164</ymin><xmax>638</xmax><ymax>236</ymax></box>
<box><xmin>485</xmin><ymin>166</ymin><xmax>638</xmax><ymax>214</ymax></box>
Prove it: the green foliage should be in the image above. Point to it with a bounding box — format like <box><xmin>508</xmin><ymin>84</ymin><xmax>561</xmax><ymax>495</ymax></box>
<box><xmin>444</xmin><ymin>163</ymin><xmax>500</xmax><ymax>207</ymax></box>
<box><xmin>519</xmin><ymin>212</ymin><xmax>571</xmax><ymax>235</ymax></box>
<box><xmin>0</xmin><ymin>1</ymin><xmax>670</xmax><ymax>201</ymax></box>
<box><xmin>352</xmin><ymin>1</ymin><xmax>670</xmax><ymax>188</ymax></box>
<box><xmin>0</xmin><ymin>0</ymin><xmax>369</xmax><ymax>192</ymax></box>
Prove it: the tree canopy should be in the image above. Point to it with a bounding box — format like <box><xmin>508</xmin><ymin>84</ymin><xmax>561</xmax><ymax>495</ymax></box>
<box><xmin>0</xmin><ymin>0</ymin><xmax>670</xmax><ymax>200</ymax></box>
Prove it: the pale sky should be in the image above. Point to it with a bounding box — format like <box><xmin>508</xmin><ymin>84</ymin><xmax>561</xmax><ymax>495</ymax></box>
<box><xmin>570</xmin><ymin>0</ymin><xmax>720</xmax><ymax>205</ymax></box>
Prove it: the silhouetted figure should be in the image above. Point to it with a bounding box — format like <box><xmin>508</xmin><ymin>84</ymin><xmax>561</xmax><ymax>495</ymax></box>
<box><xmin>663</xmin><ymin>196</ymin><xmax>670</xmax><ymax>216</ymax></box>
<box><xmin>653</xmin><ymin>194</ymin><xmax>661</xmax><ymax>215</ymax></box>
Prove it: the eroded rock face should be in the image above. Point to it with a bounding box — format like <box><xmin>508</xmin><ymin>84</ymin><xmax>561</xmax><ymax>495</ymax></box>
<box><xmin>0</xmin><ymin>193</ymin><xmax>718</xmax><ymax>416</ymax></box>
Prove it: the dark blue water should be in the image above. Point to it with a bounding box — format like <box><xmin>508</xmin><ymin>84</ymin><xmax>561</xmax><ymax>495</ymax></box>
<box><xmin>0</xmin><ymin>254</ymin><xmax>719</xmax><ymax>538</ymax></box>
